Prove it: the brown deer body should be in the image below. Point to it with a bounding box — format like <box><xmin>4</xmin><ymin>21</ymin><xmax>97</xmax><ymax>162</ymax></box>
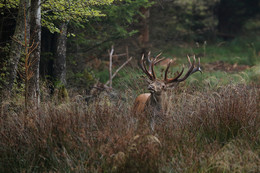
<box><xmin>133</xmin><ymin>53</ymin><xmax>202</xmax><ymax>130</ymax></box>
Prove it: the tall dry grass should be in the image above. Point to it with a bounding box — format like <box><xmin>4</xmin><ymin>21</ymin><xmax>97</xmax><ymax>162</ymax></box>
<box><xmin>0</xmin><ymin>84</ymin><xmax>259</xmax><ymax>172</ymax></box>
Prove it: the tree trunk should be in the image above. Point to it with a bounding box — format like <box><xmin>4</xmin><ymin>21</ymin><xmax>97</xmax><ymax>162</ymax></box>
<box><xmin>5</xmin><ymin>0</ymin><xmax>30</xmax><ymax>96</ymax></box>
<box><xmin>28</xmin><ymin>0</ymin><xmax>41</xmax><ymax>109</ymax></box>
<box><xmin>0</xmin><ymin>0</ymin><xmax>7</xmax><ymax>42</ymax></box>
<box><xmin>53</xmin><ymin>22</ymin><xmax>68</xmax><ymax>86</ymax></box>
<box><xmin>139</xmin><ymin>7</ymin><xmax>150</xmax><ymax>57</ymax></box>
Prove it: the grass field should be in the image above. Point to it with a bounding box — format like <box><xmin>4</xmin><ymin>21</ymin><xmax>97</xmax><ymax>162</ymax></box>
<box><xmin>0</xmin><ymin>82</ymin><xmax>259</xmax><ymax>172</ymax></box>
<box><xmin>0</xmin><ymin>37</ymin><xmax>260</xmax><ymax>172</ymax></box>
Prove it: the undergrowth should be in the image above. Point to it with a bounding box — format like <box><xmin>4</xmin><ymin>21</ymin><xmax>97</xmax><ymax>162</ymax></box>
<box><xmin>0</xmin><ymin>83</ymin><xmax>259</xmax><ymax>172</ymax></box>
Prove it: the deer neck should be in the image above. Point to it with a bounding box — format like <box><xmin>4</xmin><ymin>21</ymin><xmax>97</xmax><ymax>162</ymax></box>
<box><xmin>150</xmin><ymin>92</ymin><xmax>163</xmax><ymax>110</ymax></box>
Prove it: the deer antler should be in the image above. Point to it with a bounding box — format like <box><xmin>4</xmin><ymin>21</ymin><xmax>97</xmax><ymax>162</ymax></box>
<box><xmin>140</xmin><ymin>52</ymin><xmax>165</xmax><ymax>80</ymax></box>
<box><xmin>164</xmin><ymin>55</ymin><xmax>201</xmax><ymax>83</ymax></box>
<box><xmin>140</xmin><ymin>54</ymin><xmax>154</xmax><ymax>80</ymax></box>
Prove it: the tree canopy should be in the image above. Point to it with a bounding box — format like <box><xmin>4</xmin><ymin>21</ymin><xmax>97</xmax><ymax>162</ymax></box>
<box><xmin>42</xmin><ymin>0</ymin><xmax>114</xmax><ymax>33</ymax></box>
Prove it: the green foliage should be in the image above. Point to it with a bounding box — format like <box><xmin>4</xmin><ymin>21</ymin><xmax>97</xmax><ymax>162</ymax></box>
<box><xmin>66</xmin><ymin>0</ymin><xmax>152</xmax><ymax>90</ymax></box>
<box><xmin>94</xmin><ymin>67</ymin><xmax>144</xmax><ymax>91</ymax></box>
<box><xmin>150</xmin><ymin>0</ymin><xmax>219</xmax><ymax>43</ymax></box>
<box><xmin>42</xmin><ymin>0</ymin><xmax>114</xmax><ymax>33</ymax></box>
<box><xmin>0</xmin><ymin>0</ymin><xmax>19</xmax><ymax>9</ymax></box>
<box><xmin>67</xmin><ymin>68</ymin><xmax>95</xmax><ymax>91</ymax></box>
<box><xmin>57</xmin><ymin>85</ymin><xmax>69</xmax><ymax>102</ymax></box>
<box><xmin>0</xmin><ymin>44</ymin><xmax>10</xmax><ymax>91</ymax></box>
<box><xmin>94</xmin><ymin>69</ymin><xmax>109</xmax><ymax>83</ymax></box>
<box><xmin>66</xmin><ymin>0</ymin><xmax>151</xmax><ymax>53</ymax></box>
<box><xmin>101</xmin><ymin>0</ymin><xmax>152</xmax><ymax>38</ymax></box>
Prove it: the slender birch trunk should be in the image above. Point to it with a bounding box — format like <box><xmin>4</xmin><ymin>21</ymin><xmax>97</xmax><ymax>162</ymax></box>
<box><xmin>28</xmin><ymin>0</ymin><xmax>41</xmax><ymax>109</ymax></box>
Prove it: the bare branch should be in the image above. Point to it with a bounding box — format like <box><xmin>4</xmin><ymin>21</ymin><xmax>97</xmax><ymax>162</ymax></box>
<box><xmin>11</xmin><ymin>36</ymin><xmax>25</xmax><ymax>47</ymax></box>
<box><xmin>104</xmin><ymin>46</ymin><xmax>133</xmax><ymax>87</ymax></box>
<box><xmin>126</xmin><ymin>46</ymin><xmax>129</xmax><ymax>59</ymax></box>
<box><xmin>112</xmin><ymin>57</ymin><xmax>132</xmax><ymax>79</ymax></box>
<box><xmin>109</xmin><ymin>45</ymin><xmax>114</xmax><ymax>88</ymax></box>
<box><xmin>112</xmin><ymin>53</ymin><xmax>126</xmax><ymax>57</ymax></box>
<box><xmin>28</xmin><ymin>42</ymin><xmax>39</xmax><ymax>55</ymax></box>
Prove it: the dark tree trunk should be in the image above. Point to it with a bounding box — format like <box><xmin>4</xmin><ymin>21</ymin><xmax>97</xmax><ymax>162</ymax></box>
<box><xmin>40</xmin><ymin>28</ymin><xmax>56</xmax><ymax>78</ymax></box>
<box><xmin>28</xmin><ymin>0</ymin><xmax>41</xmax><ymax>108</ymax></box>
<box><xmin>0</xmin><ymin>0</ymin><xmax>7</xmax><ymax>42</ymax></box>
<box><xmin>53</xmin><ymin>22</ymin><xmax>68</xmax><ymax>86</ymax></box>
<box><xmin>5</xmin><ymin>0</ymin><xmax>30</xmax><ymax>96</ymax></box>
<box><xmin>139</xmin><ymin>7</ymin><xmax>150</xmax><ymax>57</ymax></box>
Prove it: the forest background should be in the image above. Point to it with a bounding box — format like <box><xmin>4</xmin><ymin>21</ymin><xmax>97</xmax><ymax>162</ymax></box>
<box><xmin>1</xmin><ymin>0</ymin><xmax>259</xmax><ymax>101</ymax></box>
<box><xmin>0</xmin><ymin>0</ymin><xmax>260</xmax><ymax>172</ymax></box>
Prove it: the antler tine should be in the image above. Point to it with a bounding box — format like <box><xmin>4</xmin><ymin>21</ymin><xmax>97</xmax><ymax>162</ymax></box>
<box><xmin>190</xmin><ymin>57</ymin><xmax>202</xmax><ymax>75</ymax></box>
<box><xmin>176</xmin><ymin>55</ymin><xmax>197</xmax><ymax>82</ymax></box>
<box><xmin>164</xmin><ymin>55</ymin><xmax>202</xmax><ymax>84</ymax></box>
<box><xmin>147</xmin><ymin>51</ymin><xmax>152</xmax><ymax>63</ymax></box>
<box><xmin>140</xmin><ymin>54</ymin><xmax>154</xmax><ymax>80</ymax></box>
<box><xmin>164</xmin><ymin>60</ymin><xmax>172</xmax><ymax>81</ymax></box>
<box><xmin>148</xmin><ymin>52</ymin><xmax>163</xmax><ymax>80</ymax></box>
<box><xmin>142</xmin><ymin>55</ymin><xmax>154</xmax><ymax>79</ymax></box>
<box><xmin>151</xmin><ymin>57</ymin><xmax>156</xmax><ymax>79</ymax></box>
<box><xmin>187</xmin><ymin>55</ymin><xmax>192</xmax><ymax>65</ymax></box>
<box><xmin>147</xmin><ymin>52</ymin><xmax>164</xmax><ymax>65</ymax></box>
<box><xmin>164</xmin><ymin>60</ymin><xmax>185</xmax><ymax>83</ymax></box>
<box><xmin>147</xmin><ymin>51</ymin><xmax>153</xmax><ymax>73</ymax></box>
<box><xmin>154</xmin><ymin>52</ymin><xmax>162</xmax><ymax>60</ymax></box>
<box><xmin>154</xmin><ymin>57</ymin><xmax>165</xmax><ymax>65</ymax></box>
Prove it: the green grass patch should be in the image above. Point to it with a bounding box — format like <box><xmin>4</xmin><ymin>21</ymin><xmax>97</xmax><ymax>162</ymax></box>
<box><xmin>162</xmin><ymin>36</ymin><xmax>260</xmax><ymax>66</ymax></box>
<box><xmin>94</xmin><ymin>61</ymin><xmax>260</xmax><ymax>94</ymax></box>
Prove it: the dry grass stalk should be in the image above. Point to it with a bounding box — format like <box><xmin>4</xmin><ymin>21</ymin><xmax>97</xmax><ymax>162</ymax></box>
<box><xmin>0</xmin><ymin>84</ymin><xmax>259</xmax><ymax>172</ymax></box>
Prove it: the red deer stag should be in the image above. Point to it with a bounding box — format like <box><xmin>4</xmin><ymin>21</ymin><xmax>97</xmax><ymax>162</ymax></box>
<box><xmin>133</xmin><ymin>54</ymin><xmax>202</xmax><ymax>130</ymax></box>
